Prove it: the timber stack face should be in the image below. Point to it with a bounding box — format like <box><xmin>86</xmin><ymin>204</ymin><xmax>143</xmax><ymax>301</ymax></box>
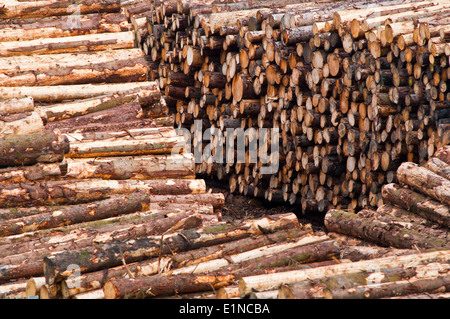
<box><xmin>0</xmin><ymin>0</ymin><xmax>448</xmax><ymax>301</ymax></box>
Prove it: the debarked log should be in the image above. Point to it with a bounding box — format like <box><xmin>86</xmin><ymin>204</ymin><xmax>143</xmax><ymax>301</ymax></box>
<box><xmin>63</xmin><ymin>154</ymin><xmax>195</xmax><ymax>180</ymax></box>
<box><xmin>0</xmin><ymin>96</ymin><xmax>34</xmax><ymax>115</ymax></box>
<box><xmin>0</xmin><ymin>48</ymin><xmax>149</xmax><ymax>87</ymax></box>
<box><xmin>65</xmin><ymin>135</ymin><xmax>186</xmax><ymax>158</ymax></box>
<box><xmin>0</xmin><ymin>82</ymin><xmax>159</xmax><ymax>103</ymax></box>
<box><xmin>0</xmin><ymin>129</ymin><xmax>69</xmax><ymax>168</ymax></box>
<box><xmin>36</xmin><ymin>84</ymin><xmax>160</xmax><ymax>122</ymax></box>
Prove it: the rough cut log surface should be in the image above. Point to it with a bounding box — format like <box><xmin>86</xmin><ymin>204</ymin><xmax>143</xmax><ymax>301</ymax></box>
<box><xmin>0</xmin><ymin>130</ymin><xmax>69</xmax><ymax>167</ymax></box>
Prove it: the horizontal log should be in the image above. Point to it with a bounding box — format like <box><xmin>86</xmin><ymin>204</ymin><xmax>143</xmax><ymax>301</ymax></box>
<box><xmin>0</xmin><ymin>178</ymin><xmax>206</xmax><ymax>207</ymax></box>
<box><xmin>238</xmin><ymin>250</ymin><xmax>450</xmax><ymax>297</ymax></box>
<box><xmin>381</xmin><ymin>183</ymin><xmax>450</xmax><ymax>228</ymax></box>
<box><xmin>0</xmin><ymin>111</ymin><xmax>45</xmax><ymax>138</ymax></box>
<box><xmin>0</xmin><ymin>97</ymin><xmax>34</xmax><ymax>115</ymax></box>
<box><xmin>324</xmin><ymin>209</ymin><xmax>450</xmax><ymax>250</ymax></box>
<box><xmin>0</xmin><ymin>130</ymin><xmax>69</xmax><ymax>168</ymax></box>
<box><xmin>0</xmin><ymin>82</ymin><xmax>159</xmax><ymax>103</ymax></box>
<box><xmin>44</xmin><ymin>101</ymin><xmax>143</xmax><ymax>131</ymax></box>
<box><xmin>63</xmin><ymin>154</ymin><xmax>195</xmax><ymax>180</ymax></box>
<box><xmin>397</xmin><ymin>162</ymin><xmax>450</xmax><ymax>206</ymax></box>
<box><xmin>66</xmin><ymin>135</ymin><xmax>185</xmax><ymax>158</ymax></box>
<box><xmin>0</xmin><ymin>31</ymin><xmax>135</xmax><ymax>57</ymax></box>
<box><xmin>0</xmin><ymin>13</ymin><xmax>131</xmax><ymax>42</ymax></box>
<box><xmin>0</xmin><ymin>0</ymin><xmax>121</xmax><ymax>19</ymax></box>
<box><xmin>0</xmin><ymin>48</ymin><xmax>149</xmax><ymax>86</ymax></box>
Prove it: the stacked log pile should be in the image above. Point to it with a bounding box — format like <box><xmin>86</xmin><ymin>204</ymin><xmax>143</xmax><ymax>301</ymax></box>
<box><xmin>136</xmin><ymin>0</ymin><xmax>450</xmax><ymax>216</ymax></box>
<box><xmin>0</xmin><ymin>0</ymin><xmax>448</xmax><ymax>301</ymax></box>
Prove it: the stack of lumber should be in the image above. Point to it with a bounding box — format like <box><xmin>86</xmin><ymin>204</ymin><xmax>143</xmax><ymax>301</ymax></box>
<box><xmin>136</xmin><ymin>0</ymin><xmax>450</xmax><ymax>215</ymax></box>
<box><xmin>325</xmin><ymin>145</ymin><xmax>450</xmax><ymax>250</ymax></box>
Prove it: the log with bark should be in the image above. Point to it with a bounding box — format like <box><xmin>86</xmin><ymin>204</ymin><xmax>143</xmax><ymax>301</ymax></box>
<box><xmin>0</xmin><ymin>129</ymin><xmax>69</xmax><ymax>168</ymax></box>
<box><xmin>0</xmin><ymin>178</ymin><xmax>206</xmax><ymax>208</ymax></box>
<box><xmin>0</xmin><ymin>13</ymin><xmax>131</xmax><ymax>42</ymax></box>
<box><xmin>324</xmin><ymin>209</ymin><xmax>450</xmax><ymax>250</ymax></box>
<box><xmin>0</xmin><ymin>191</ymin><xmax>150</xmax><ymax>237</ymax></box>
<box><xmin>0</xmin><ymin>0</ymin><xmax>121</xmax><ymax>19</ymax></box>
<box><xmin>35</xmin><ymin>84</ymin><xmax>161</xmax><ymax>122</ymax></box>
<box><xmin>43</xmin><ymin>213</ymin><xmax>299</xmax><ymax>284</ymax></box>
<box><xmin>397</xmin><ymin>162</ymin><xmax>450</xmax><ymax>206</ymax></box>
<box><xmin>381</xmin><ymin>183</ymin><xmax>450</xmax><ymax>228</ymax></box>
<box><xmin>278</xmin><ymin>262</ymin><xmax>450</xmax><ymax>299</ymax></box>
<box><xmin>0</xmin><ymin>82</ymin><xmax>159</xmax><ymax>103</ymax></box>
<box><xmin>0</xmin><ymin>31</ymin><xmax>135</xmax><ymax>57</ymax></box>
<box><xmin>238</xmin><ymin>249</ymin><xmax>450</xmax><ymax>297</ymax></box>
<box><xmin>0</xmin><ymin>209</ymin><xmax>209</xmax><ymax>282</ymax></box>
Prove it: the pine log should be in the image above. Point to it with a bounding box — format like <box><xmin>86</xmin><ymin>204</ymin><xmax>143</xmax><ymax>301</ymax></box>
<box><xmin>432</xmin><ymin>146</ymin><xmax>450</xmax><ymax>164</ymax></box>
<box><xmin>0</xmin><ymin>211</ymin><xmax>205</xmax><ymax>282</ymax></box>
<box><xmin>36</xmin><ymin>85</ymin><xmax>160</xmax><ymax>122</ymax></box>
<box><xmin>0</xmin><ymin>82</ymin><xmax>159</xmax><ymax>103</ymax></box>
<box><xmin>63</xmin><ymin>154</ymin><xmax>194</xmax><ymax>180</ymax></box>
<box><xmin>43</xmin><ymin>213</ymin><xmax>299</xmax><ymax>284</ymax></box>
<box><xmin>0</xmin><ymin>31</ymin><xmax>135</xmax><ymax>57</ymax></box>
<box><xmin>0</xmin><ymin>178</ymin><xmax>206</xmax><ymax>208</ymax></box>
<box><xmin>0</xmin><ymin>111</ymin><xmax>44</xmax><ymax>138</ymax></box>
<box><xmin>62</xmin><ymin>228</ymin><xmax>313</xmax><ymax>297</ymax></box>
<box><xmin>0</xmin><ymin>97</ymin><xmax>34</xmax><ymax>115</ymax></box>
<box><xmin>103</xmin><ymin>273</ymin><xmax>235</xmax><ymax>299</ymax></box>
<box><xmin>0</xmin><ymin>130</ymin><xmax>69</xmax><ymax>168</ymax></box>
<box><xmin>0</xmin><ymin>203</ymin><xmax>215</xmax><ymax>258</ymax></box>
<box><xmin>325</xmin><ymin>272</ymin><xmax>450</xmax><ymax>299</ymax></box>
<box><xmin>238</xmin><ymin>250</ymin><xmax>450</xmax><ymax>297</ymax></box>
<box><xmin>0</xmin><ymin>0</ymin><xmax>121</xmax><ymax>19</ymax></box>
<box><xmin>58</xmin><ymin>118</ymin><xmax>174</xmax><ymax>134</ymax></box>
<box><xmin>0</xmin><ymin>48</ymin><xmax>149</xmax><ymax>87</ymax></box>
<box><xmin>278</xmin><ymin>262</ymin><xmax>449</xmax><ymax>299</ymax></box>
<box><xmin>424</xmin><ymin>157</ymin><xmax>450</xmax><ymax>184</ymax></box>
<box><xmin>0</xmin><ymin>161</ymin><xmax>67</xmax><ymax>184</ymax></box>
<box><xmin>397</xmin><ymin>162</ymin><xmax>450</xmax><ymax>206</ymax></box>
<box><xmin>0</xmin><ymin>13</ymin><xmax>131</xmax><ymax>42</ymax></box>
<box><xmin>324</xmin><ymin>209</ymin><xmax>450</xmax><ymax>250</ymax></box>
<box><xmin>149</xmin><ymin>193</ymin><xmax>225</xmax><ymax>210</ymax></box>
<box><xmin>0</xmin><ymin>191</ymin><xmax>150</xmax><ymax>237</ymax></box>
<box><xmin>381</xmin><ymin>183</ymin><xmax>450</xmax><ymax>228</ymax></box>
<box><xmin>44</xmin><ymin>101</ymin><xmax>143</xmax><ymax>131</ymax></box>
<box><xmin>66</xmin><ymin>135</ymin><xmax>185</xmax><ymax>158</ymax></box>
